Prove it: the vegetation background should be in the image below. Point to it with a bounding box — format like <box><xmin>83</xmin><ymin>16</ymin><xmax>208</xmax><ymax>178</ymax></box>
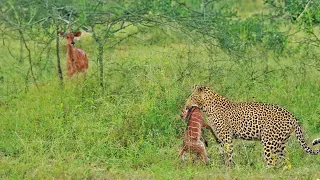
<box><xmin>1</xmin><ymin>0</ymin><xmax>320</xmax><ymax>179</ymax></box>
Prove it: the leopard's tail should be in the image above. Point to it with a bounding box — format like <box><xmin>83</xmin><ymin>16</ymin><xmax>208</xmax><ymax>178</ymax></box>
<box><xmin>294</xmin><ymin>122</ymin><xmax>320</xmax><ymax>155</ymax></box>
<box><xmin>312</xmin><ymin>138</ymin><xmax>320</xmax><ymax>146</ymax></box>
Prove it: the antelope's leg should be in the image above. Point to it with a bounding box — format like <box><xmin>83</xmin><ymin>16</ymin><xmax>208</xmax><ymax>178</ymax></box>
<box><xmin>203</xmin><ymin>122</ymin><xmax>221</xmax><ymax>143</ymax></box>
<box><xmin>178</xmin><ymin>144</ymin><xmax>187</xmax><ymax>162</ymax></box>
<box><xmin>201</xmin><ymin>131</ymin><xmax>209</xmax><ymax>147</ymax></box>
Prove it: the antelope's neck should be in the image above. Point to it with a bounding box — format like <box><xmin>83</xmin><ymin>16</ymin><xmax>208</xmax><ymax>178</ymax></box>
<box><xmin>187</xmin><ymin>111</ymin><xmax>202</xmax><ymax>128</ymax></box>
<box><xmin>67</xmin><ymin>44</ymin><xmax>74</xmax><ymax>61</ymax></box>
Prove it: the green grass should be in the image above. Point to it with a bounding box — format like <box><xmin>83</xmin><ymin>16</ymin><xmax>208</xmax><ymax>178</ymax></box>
<box><xmin>1</xmin><ymin>29</ymin><xmax>320</xmax><ymax>179</ymax></box>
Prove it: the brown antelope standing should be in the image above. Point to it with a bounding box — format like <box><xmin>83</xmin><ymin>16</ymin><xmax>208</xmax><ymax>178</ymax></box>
<box><xmin>179</xmin><ymin>106</ymin><xmax>220</xmax><ymax>164</ymax></box>
<box><xmin>60</xmin><ymin>32</ymin><xmax>88</xmax><ymax>78</ymax></box>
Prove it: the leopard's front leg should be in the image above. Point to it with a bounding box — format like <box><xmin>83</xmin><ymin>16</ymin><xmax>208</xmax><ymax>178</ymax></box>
<box><xmin>208</xmin><ymin>117</ymin><xmax>234</xmax><ymax>166</ymax></box>
<box><xmin>221</xmin><ymin>134</ymin><xmax>233</xmax><ymax>167</ymax></box>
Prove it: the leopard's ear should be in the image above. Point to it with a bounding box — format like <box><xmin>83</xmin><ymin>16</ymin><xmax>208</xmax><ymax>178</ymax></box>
<box><xmin>192</xmin><ymin>85</ymin><xmax>197</xmax><ymax>91</ymax></box>
<box><xmin>192</xmin><ymin>85</ymin><xmax>204</xmax><ymax>92</ymax></box>
<box><xmin>192</xmin><ymin>85</ymin><xmax>200</xmax><ymax>90</ymax></box>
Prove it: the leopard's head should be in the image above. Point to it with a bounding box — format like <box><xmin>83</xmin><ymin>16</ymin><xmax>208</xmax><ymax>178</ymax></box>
<box><xmin>183</xmin><ymin>85</ymin><xmax>207</xmax><ymax>110</ymax></box>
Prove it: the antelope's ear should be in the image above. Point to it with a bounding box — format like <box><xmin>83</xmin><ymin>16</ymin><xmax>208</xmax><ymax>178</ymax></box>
<box><xmin>59</xmin><ymin>32</ymin><xmax>65</xmax><ymax>37</ymax></box>
<box><xmin>74</xmin><ymin>32</ymin><xmax>82</xmax><ymax>37</ymax></box>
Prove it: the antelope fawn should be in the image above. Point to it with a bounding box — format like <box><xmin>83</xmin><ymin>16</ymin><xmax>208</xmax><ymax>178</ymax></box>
<box><xmin>179</xmin><ymin>106</ymin><xmax>220</xmax><ymax>164</ymax></box>
<box><xmin>60</xmin><ymin>32</ymin><xmax>88</xmax><ymax>78</ymax></box>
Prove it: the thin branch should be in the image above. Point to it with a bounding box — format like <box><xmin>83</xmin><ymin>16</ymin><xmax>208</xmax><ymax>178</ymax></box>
<box><xmin>108</xmin><ymin>31</ymin><xmax>139</xmax><ymax>49</ymax></box>
<box><xmin>18</xmin><ymin>29</ymin><xmax>39</xmax><ymax>89</ymax></box>
<box><xmin>296</xmin><ymin>0</ymin><xmax>312</xmax><ymax>21</ymax></box>
<box><xmin>309</xmin><ymin>30</ymin><xmax>320</xmax><ymax>44</ymax></box>
<box><xmin>111</xmin><ymin>22</ymin><xmax>133</xmax><ymax>34</ymax></box>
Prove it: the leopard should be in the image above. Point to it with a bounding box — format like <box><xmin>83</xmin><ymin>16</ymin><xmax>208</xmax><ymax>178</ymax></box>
<box><xmin>183</xmin><ymin>86</ymin><xmax>320</xmax><ymax>167</ymax></box>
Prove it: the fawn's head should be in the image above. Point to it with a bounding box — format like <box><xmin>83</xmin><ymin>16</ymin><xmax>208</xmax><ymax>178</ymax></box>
<box><xmin>60</xmin><ymin>32</ymin><xmax>82</xmax><ymax>46</ymax></box>
<box><xmin>180</xmin><ymin>106</ymin><xmax>197</xmax><ymax>121</ymax></box>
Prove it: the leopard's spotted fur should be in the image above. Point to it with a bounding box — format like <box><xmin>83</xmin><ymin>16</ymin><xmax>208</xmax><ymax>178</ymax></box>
<box><xmin>183</xmin><ymin>86</ymin><xmax>320</xmax><ymax>166</ymax></box>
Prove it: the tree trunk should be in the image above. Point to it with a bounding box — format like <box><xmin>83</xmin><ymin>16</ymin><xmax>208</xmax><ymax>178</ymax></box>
<box><xmin>201</xmin><ymin>0</ymin><xmax>206</xmax><ymax>20</ymax></box>
<box><xmin>19</xmin><ymin>35</ymin><xmax>23</xmax><ymax>63</ymax></box>
<box><xmin>56</xmin><ymin>23</ymin><xmax>63</xmax><ymax>83</ymax></box>
<box><xmin>98</xmin><ymin>44</ymin><xmax>104</xmax><ymax>89</ymax></box>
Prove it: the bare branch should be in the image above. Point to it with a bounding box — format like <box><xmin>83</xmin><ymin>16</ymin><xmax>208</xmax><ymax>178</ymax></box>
<box><xmin>108</xmin><ymin>31</ymin><xmax>139</xmax><ymax>49</ymax></box>
<box><xmin>296</xmin><ymin>0</ymin><xmax>312</xmax><ymax>21</ymax></box>
<box><xmin>18</xmin><ymin>29</ymin><xmax>38</xmax><ymax>89</ymax></box>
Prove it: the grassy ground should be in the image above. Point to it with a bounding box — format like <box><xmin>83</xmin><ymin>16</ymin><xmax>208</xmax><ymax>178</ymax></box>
<box><xmin>1</xmin><ymin>28</ymin><xmax>320</xmax><ymax>179</ymax></box>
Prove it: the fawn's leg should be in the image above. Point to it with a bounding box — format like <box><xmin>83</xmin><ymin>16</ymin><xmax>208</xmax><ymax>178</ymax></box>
<box><xmin>203</xmin><ymin>122</ymin><xmax>221</xmax><ymax>143</ymax></box>
<box><xmin>201</xmin><ymin>131</ymin><xmax>209</xmax><ymax>147</ymax></box>
<box><xmin>178</xmin><ymin>145</ymin><xmax>187</xmax><ymax>162</ymax></box>
<box><xmin>198</xmin><ymin>141</ymin><xmax>210</xmax><ymax>164</ymax></box>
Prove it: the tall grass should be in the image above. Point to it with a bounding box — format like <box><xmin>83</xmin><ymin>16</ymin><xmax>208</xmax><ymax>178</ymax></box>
<box><xmin>1</xmin><ymin>28</ymin><xmax>320</xmax><ymax>179</ymax></box>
